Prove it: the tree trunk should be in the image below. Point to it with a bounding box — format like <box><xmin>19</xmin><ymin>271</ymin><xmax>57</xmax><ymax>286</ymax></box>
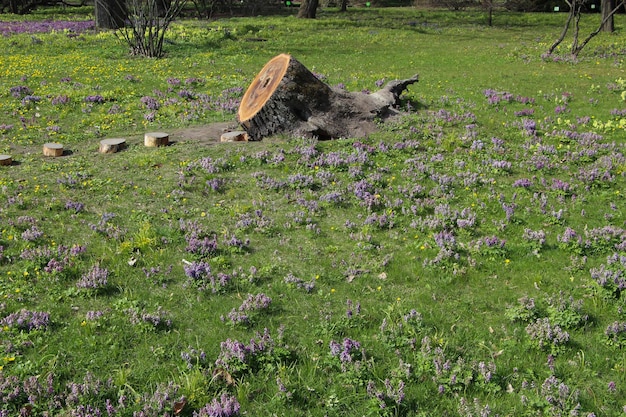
<box><xmin>340</xmin><ymin>0</ymin><xmax>348</xmax><ymax>12</ymax></box>
<box><xmin>601</xmin><ymin>0</ymin><xmax>615</xmax><ymax>32</ymax></box>
<box><xmin>95</xmin><ymin>0</ymin><xmax>127</xmax><ymax>30</ymax></box>
<box><xmin>297</xmin><ymin>0</ymin><xmax>319</xmax><ymax>18</ymax></box>
<box><xmin>237</xmin><ymin>54</ymin><xmax>419</xmax><ymax>141</ymax></box>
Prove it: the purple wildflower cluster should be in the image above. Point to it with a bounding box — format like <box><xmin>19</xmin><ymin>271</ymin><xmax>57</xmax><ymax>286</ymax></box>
<box><xmin>214</xmin><ymin>328</ymin><xmax>284</xmax><ymax>375</ymax></box>
<box><xmin>545</xmin><ymin>292</ymin><xmax>587</xmax><ymax>329</ymax></box>
<box><xmin>221</xmin><ymin>293</ymin><xmax>272</xmax><ymax>326</ymax></box>
<box><xmin>9</xmin><ymin>85</ymin><xmax>33</xmax><ymax>98</ymax></box>
<box><xmin>379</xmin><ymin>309</ymin><xmax>423</xmax><ymax>349</ymax></box>
<box><xmin>76</xmin><ymin>264</ymin><xmax>109</xmax><ymax>290</ymax></box>
<box><xmin>181</xmin><ymin>346</ymin><xmax>208</xmax><ymax>369</ymax></box>
<box><xmin>21</xmin><ymin>225</ymin><xmax>43</xmax><ymax>241</ymax></box>
<box><xmin>525</xmin><ymin>318</ymin><xmax>570</xmax><ymax>354</ymax></box>
<box><xmin>65</xmin><ymin>200</ymin><xmax>85</xmax><ymax>213</ymax></box>
<box><xmin>483</xmin><ymin>89</ymin><xmax>535</xmax><ymax>106</ymax></box>
<box><xmin>84</xmin><ymin>95</ymin><xmax>105</xmax><ymax>104</ymax></box>
<box><xmin>126</xmin><ymin>306</ymin><xmax>173</xmax><ymax>330</ymax></box>
<box><xmin>0</xmin><ymin>20</ymin><xmax>94</xmax><ymax>36</ymax></box>
<box><xmin>590</xmin><ymin>252</ymin><xmax>626</xmax><ymax>297</ymax></box>
<box><xmin>605</xmin><ymin>321</ymin><xmax>626</xmax><ymax>348</ymax></box>
<box><xmin>194</xmin><ymin>393</ymin><xmax>240</xmax><ymax>417</ymax></box>
<box><xmin>18</xmin><ymin>243</ymin><xmax>86</xmax><ymax>275</ymax></box>
<box><xmin>51</xmin><ymin>94</ymin><xmax>70</xmax><ymax>106</ymax></box>
<box><xmin>329</xmin><ymin>337</ymin><xmax>364</xmax><ymax>370</ymax></box>
<box><xmin>183</xmin><ymin>261</ymin><xmax>232</xmax><ymax>293</ymax></box>
<box><xmin>283</xmin><ymin>273</ymin><xmax>315</xmax><ymax>292</ymax></box>
<box><xmin>234</xmin><ymin>209</ymin><xmax>274</xmax><ymax>233</ymax></box>
<box><xmin>520</xmin><ymin>374</ymin><xmax>581</xmax><ymax>416</ymax></box>
<box><xmin>458</xmin><ymin>397</ymin><xmax>493</xmax><ymax>417</ymax></box>
<box><xmin>1</xmin><ymin>309</ymin><xmax>50</xmax><ymax>331</ymax></box>
<box><xmin>505</xmin><ymin>296</ymin><xmax>537</xmax><ymax>323</ymax></box>
<box><xmin>179</xmin><ymin>219</ymin><xmax>235</xmax><ymax>257</ymax></box>
<box><xmin>88</xmin><ymin>212</ymin><xmax>125</xmax><ymax>240</ymax></box>
<box><xmin>366</xmin><ymin>378</ymin><xmax>406</xmax><ymax>410</ymax></box>
<box><xmin>252</xmin><ymin>172</ymin><xmax>287</xmax><ymax>191</ymax></box>
<box><xmin>522</xmin><ymin>228</ymin><xmax>546</xmax><ymax>255</ymax></box>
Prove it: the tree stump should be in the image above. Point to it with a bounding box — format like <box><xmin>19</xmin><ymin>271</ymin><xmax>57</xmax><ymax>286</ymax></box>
<box><xmin>99</xmin><ymin>138</ymin><xmax>127</xmax><ymax>153</ymax></box>
<box><xmin>237</xmin><ymin>53</ymin><xmax>419</xmax><ymax>141</ymax></box>
<box><xmin>145</xmin><ymin>132</ymin><xmax>169</xmax><ymax>147</ymax></box>
<box><xmin>0</xmin><ymin>154</ymin><xmax>12</xmax><ymax>166</ymax></box>
<box><xmin>220</xmin><ymin>131</ymin><xmax>249</xmax><ymax>142</ymax></box>
<box><xmin>43</xmin><ymin>142</ymin><xmax>64</xmax><ymax>157</ymax></box>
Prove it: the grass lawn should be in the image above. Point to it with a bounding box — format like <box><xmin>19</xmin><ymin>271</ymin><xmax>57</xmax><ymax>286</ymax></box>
<box><xmin>1</xmin><ymin>6</ymin><xmax>626</xmax><ymax>416</ymax></box>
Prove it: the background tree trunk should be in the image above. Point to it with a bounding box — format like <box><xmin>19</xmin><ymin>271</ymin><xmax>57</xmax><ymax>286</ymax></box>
<box><xmin>340</xmin><ymin>0</ymin><xmax>348</xmax><ymax>12</ymax></box>
<box><xmin>297</xmin><ymin>0</ymin><xmax>319</xmax><ymax>18</ymax></box>
<box><xmin>601</xmin><ymin>0</ymin><xmax>615</xmax><ymax>32</ymax></box>
<box><xmin>95</xmin><ymin>0</ymin><xmax>127</xmax><ymax>29</ymax></box>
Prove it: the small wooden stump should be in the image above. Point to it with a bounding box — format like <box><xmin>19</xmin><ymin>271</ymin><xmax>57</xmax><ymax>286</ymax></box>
<box><xmin>220</xmin><ymin>131</ymin><xmax>249</xmax><ymax>142</ymax></box>
<box><xmin>43</xmin><ymin>142</ymin><xmax>64</xmax><ymax>157</ymax></box>
<box><xmin>0</xmin><ymin>154</ymin><xmax>12</xmax><ymax>166</ymax></box>
<box><xmin>99</xmin><ymin>138</ymin><xmax>126</xmax><ymax>154</ymax></box>
<box><xmin>145</xmin><ymin>132</ymin><xmax>169</xmax><ymax>147</ymax></box>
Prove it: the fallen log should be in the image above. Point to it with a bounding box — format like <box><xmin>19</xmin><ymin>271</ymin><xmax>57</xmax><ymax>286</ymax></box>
<box><xmin>237</xmin><ymin>54</ymin><xmax>418</xmax><ymax>141</ymax></box>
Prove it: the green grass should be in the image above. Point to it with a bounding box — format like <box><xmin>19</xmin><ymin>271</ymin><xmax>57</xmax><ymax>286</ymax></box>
<box><xmin>1</xmin><ymin>6</ymin><xmax>626</xmax><ymax>416</ymax></box>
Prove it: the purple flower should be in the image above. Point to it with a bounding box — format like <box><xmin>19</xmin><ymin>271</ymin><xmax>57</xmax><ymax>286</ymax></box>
<box><xmin>76</xmin><ymin>264</ymin><xmax>109</xmax><ymax>290</ymax></box>
<box><xmin>194</xmin><ymin>393</ymin><xmax>240</xmax><ymax>417</ymax></box>
<box><xmin>10</xmin><ymin>85</ymin><xmax>33</xmax><ymax>98</ymax></box>
<box><xmin>608</xmin><ymin>381</ymin><xmax>617</xmax><ymax>393</ymax></box>
<box><xmin>51</xmin><ymin>95</ymin><xmax>70</xmax><ymax>105</ymax></box>
<box><xmin>21</xmin><ymin>225</ymin><xmax>43</xmax><ymax>241</ymax></box>
<box><xmin>140</xmin><ymin>95</ymin><xmax>160</xmax><ymax>110</ymax></box>
<box><xmin>512</xmin><ymin>178</ymin><xmax>533</xmax><ymax>188</ymax></box>
<box><xmin>222</xmin><ymin>293</ymin><xmax>272</xmax><ymax>326</ymax></box>
<box><xmin>1</xmin><ymin>309</ymin><xmax>50</xmax><ymax>331</ymax></box>
<box><xmin>84</xmin><ymin>95</ymin><xmax>105</xmax><ymax>104</ymax></box>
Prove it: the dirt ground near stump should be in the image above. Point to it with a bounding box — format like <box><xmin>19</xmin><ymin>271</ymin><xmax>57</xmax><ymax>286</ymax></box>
<box><xmin>169</xmin><ymin>122</ymin><xmax>241</xmax><ymax>145</ymax></box>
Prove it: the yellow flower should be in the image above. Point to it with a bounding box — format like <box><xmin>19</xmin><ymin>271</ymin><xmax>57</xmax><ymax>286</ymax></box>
<box><xmin>330</xmin><ymin>288</ymin><xmax>335</xmax><ymax>293</ymax></box>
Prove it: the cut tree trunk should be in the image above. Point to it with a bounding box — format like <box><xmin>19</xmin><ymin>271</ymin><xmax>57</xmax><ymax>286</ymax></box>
<box><xmin>145</xmin><ymin>132</ymin><xmax>169</xmax><ymax>147</ymax></box>
<box><xmin>43</xmin><ymin>143</ymin><xmax>64</xmax><ymax>157</ymax></box>
<box><xmin>0</xmin><ymin>154</ymin><xmax>12</xmax><ymax>166</ymax></box>
<box><xmin>237</xmin><ymin>54</ymin><xmax>418</xmax><ymax>141</ymax></box>
<box><xmin>99</xmin><ymin>138</ymin><xmax>127</xmax><ymax>153</ymax></box>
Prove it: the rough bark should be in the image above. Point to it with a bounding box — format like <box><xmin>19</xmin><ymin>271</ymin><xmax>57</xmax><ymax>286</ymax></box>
<box><xmin>297</xmin><ymin>0</ymin><xmax>319</xmax><ymax>18</ymax></box>
<box><xmin>95</xmin><ymin>0</ymin><xmax>127</xmax><ymax>29</ymax></box>
<box><xmin>601</xmin><ymin>0</ymin><xmax>615</xmax><ymax>32</ymax></box>
<box><xmin>237</xmin><ymin>54</ymin><xmax>419</xmax><ymax>141</ymax></box>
